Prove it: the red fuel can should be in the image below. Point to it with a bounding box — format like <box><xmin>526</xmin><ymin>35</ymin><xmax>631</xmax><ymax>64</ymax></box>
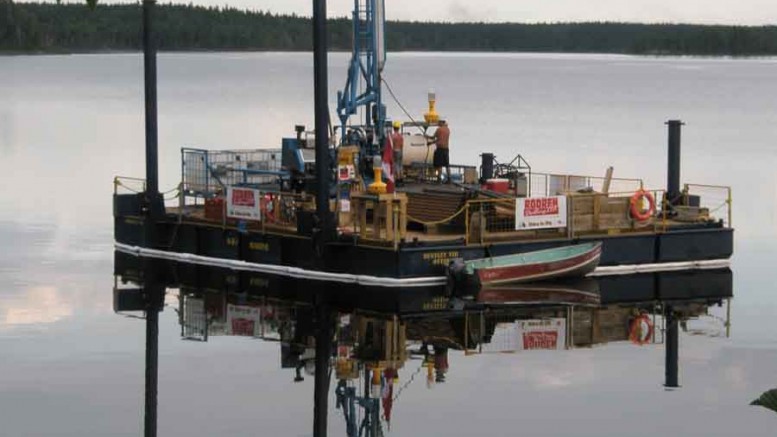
<box><xmin>205</xmin><ymin>197</ymin><xmax>226</xmax><ymax>222</ymax></box>
<box><xmin>484</xmin><ymin>178</ymin><xmax>510</xmax><ymax>194</ymax></box>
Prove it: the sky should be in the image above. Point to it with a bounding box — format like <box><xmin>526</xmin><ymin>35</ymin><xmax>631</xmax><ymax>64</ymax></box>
<box><xmin>53</xmin><ymin>0</ymin><xmax>777</xmax><ymax>25</ymax></box>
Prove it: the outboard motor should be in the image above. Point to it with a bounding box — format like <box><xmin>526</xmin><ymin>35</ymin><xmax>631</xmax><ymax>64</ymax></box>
<box><xmin>447</xmin><ymin>258</ymin><xmax>479</xmax><ymax>298</ymax></box>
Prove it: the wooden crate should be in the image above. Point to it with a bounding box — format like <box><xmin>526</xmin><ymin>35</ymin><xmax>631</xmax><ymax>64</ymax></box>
<box><xmin>599</xmin><ymin>197</ymin><xmax>630</xmax><ymax>214</ymax></box>
<box><xmin>573</xmin><ymin>212</ymin><xmax>631</xmax><ymax>232</ymax></box>
<box><xmin>570</xmin><ymin>194</ymin><xmax>631</xmax><ymax>232</ymax></box>
<box><xmin>570</xmin><ymin>195</ymin><xmax>597</xmax><ymax>215</ymax></box>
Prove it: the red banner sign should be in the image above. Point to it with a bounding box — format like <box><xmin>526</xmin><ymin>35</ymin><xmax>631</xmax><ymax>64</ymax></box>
<box><xmin>231</xmin><ymin>319</ymin><xmax>256</xmax><ymax>337</ymax></box>
<box><xmin>523</xmin><ymin>197</ymin><xmax>559</xmax><ymax>217</ymax></box>
<box><xmin>226</xmin><ymin>187</ymin><xmax>261</xmax><ymax>221</ymax></box>
<box><xmin>515</xmin><ymin>196</ymin><xmax>567</xmax><ymax>230</ymax></box>
<box><xmin>231</xmin><ymin>188</ymin><xmax>256</xmax><ymax>207</ymax></box>
<box><xmin>522</xmin><ymin>331</ymin><xmax>559</xmax><ymax>350</ymax></box>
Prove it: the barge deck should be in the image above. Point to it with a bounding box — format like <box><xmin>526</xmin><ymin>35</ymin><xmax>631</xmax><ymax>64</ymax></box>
<box><xmin>114</xmin><ymin>177</ymin><xmax>733</xmax><ymax>282</ymax></box>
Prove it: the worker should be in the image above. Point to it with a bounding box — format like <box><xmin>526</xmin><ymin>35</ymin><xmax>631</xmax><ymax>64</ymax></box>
<box><xmin>390</xmin><ymin>121</ymin><xmax>404</xmax><ymax>183</ymax></box>
<box><xmin>430</xmin><ymin>119</ymin><xmax>451</xmax><ymax>183</ymax></box>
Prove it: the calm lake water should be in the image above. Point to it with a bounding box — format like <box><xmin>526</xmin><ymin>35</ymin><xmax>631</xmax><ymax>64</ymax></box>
<box><xmin>1</xmin><ymin>52</ymin><xmax>776</xmax><ymax>436</ymax></box>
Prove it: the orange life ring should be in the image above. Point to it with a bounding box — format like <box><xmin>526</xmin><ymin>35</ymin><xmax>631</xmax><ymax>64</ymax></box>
<box><xmin>630</xmin><ymin>189</ymin><xmax>656</xmax><ymax>222</ymax></box>
<box><xmin>261</xmin><ymin>194</ymin><xmax>275</xmax><ymax>222</ymax></box>
<box><xmin>629</xmin><ymin>314</ymin><xmax>655</xmax><ymax>345</ymax></box>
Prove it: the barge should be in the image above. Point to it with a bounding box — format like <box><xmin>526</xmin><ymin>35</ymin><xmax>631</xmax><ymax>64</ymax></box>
<box><xmin>113</xmin><ymin>0</ymin><xmax>733</xmax><ymax>289</ymax></box>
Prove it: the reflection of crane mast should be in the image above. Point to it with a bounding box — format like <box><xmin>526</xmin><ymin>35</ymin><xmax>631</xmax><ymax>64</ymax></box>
<box><xmin>335</xmin><ymin>378</ymin><xmax>383</xmax><ymax>437</ymax></box>
<box><xmin>337</xmin><ymin>0</ymin><xmax>387</xmax><ymax>147</ymax></box>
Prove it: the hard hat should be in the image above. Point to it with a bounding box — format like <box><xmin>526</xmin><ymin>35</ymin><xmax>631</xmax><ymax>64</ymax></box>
<box><xmin>393</xmin><ymin>121</ymin><xmax>402</xmax><ymax>129</ymax></box>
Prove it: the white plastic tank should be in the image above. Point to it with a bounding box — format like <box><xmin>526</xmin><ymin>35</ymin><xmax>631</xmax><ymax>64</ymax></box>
<box><xmin>402</xmin><ymin>133</ymin><xmax>434</xmax><ymax>165</ymax></box>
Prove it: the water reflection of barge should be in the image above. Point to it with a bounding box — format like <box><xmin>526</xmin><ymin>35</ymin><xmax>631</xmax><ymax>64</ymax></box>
<box><xmin>113</xmin><ymin>0</ymin><xmax>733</xmax><ymax>287</ymax></box>
<box><xmin>114</xmin><ymin>253</ymin><xmax>732</xmax><ymax>436</ymax></box>
<box><xmin>114</xmin><ymin>251</ymin><xmax>732</xmax><ymax>323</ymax></box>
<box><xmin>116</xmin><ymin>250</ymin><xmax>733</xmax><ymax>360</ymax></box>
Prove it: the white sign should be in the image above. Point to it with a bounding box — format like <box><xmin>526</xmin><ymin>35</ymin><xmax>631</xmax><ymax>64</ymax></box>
<box><xmin>481</xmin><ymin>318</ymin><xmax>567</xmax><ymax>353</ymax></box>
<box><xmin>515</xmin><ymin>196</ymin><xmax>567</xmax><ymax>230</ymax></box>
<box><xmin>338</xmin><ymin>164</ymin><xmax>356</xmax><ymax>181</ymax></box>
<box><xmin>226</xmin><ymin>304</ymin><xmax>262</xmax><ymax>337</ymax></box>
<box><xmin>516</xmin><ymin>318</ymin><xmax>566</xmax><ymax>351</ymax></box>
<box><xmin>227</xmin><ymin>187</ymin><xmax>261</xmax><ymax>221</ymax></box>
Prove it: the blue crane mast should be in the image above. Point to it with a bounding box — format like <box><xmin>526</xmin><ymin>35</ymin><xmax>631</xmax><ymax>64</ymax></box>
<box><xmin>336</xmin><ymin>0</ymin><xmax>387</xmax><ymax>152</ymax></box>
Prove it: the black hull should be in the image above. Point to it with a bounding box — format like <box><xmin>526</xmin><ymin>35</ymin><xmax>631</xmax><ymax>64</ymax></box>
<box><xmin>114</xmin><ymin>251</ymin><xmax>733</xmax><ymax>315</ymax></box>
<box><xmin>115</xmin><ymin>194</ymin><xmax>733</xmax><ymax>281</ymax></box>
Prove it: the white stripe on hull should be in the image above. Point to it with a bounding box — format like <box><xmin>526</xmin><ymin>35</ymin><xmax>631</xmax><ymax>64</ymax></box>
<box><xmin>115</xmin><ymin>243</ymin><xmax>731</xmax><ymax>288</ymax></box>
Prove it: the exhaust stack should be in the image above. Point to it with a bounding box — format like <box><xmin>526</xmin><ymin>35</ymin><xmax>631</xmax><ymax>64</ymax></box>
<box><xmin>666</xmin><ymin>120</ymin><xmax>685</xmax><ymax>204</ymax></box>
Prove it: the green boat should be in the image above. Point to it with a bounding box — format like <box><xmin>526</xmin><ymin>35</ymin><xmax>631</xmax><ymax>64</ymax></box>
<box><xmin>450</xmin><ymin>242</ymin><xmax>603</xmax><ymax>291</ymax></box>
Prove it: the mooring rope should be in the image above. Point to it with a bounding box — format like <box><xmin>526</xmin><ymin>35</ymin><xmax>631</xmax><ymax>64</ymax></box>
<box><xmin>114</xmin><ymin>177</ymin><xmax>181</xmax><ymax>197</ymax></box>
<box><xmin>406</xmin><ymin>204</ymin><xmax>468</xmax><ymax>226</ymax></box>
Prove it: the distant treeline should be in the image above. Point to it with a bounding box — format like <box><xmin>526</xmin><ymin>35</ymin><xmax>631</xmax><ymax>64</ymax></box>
<box><xmin>3</xmin><ymin>1</ymin><xmax>777</xmax><ymax>55</ymax></box>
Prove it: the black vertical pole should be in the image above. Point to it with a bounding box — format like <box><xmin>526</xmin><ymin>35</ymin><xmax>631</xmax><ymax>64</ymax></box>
<box><xmin>143</xmin><ymin>261</ymin><xmax>163</xmax><ymax>437</ymax></box>
<box><xmin>142</xmin><ymin>0</ymin><xmax>162</xmax><ymax>251</ymax></box>
<box><xmin>142</xmin><ymin>0</ymin><xmax>161</xmax><ymax>430</ymax></box>
<box><xmin>143</xmin><ymin>0</ymin><xmax>159</xmax><ymax>197</ymax></box>
<box><xmin>313</xmin><ymin>0</ymin><xmax>332</xmax><ymax>242</ymax></box>
<box><xmin>666</xmin><ymin>120</ymin><xmax>684</xmax><ymax>204</ymax></box>
<box><xmin>665</xmin><ymin>306</ymin><xmax>679</xmax><ymax>388</ymax></box>
<box><xmin>313</xmin><ymin>303</ymin><xmax>333</xmax><ymax>437</ymax></box>
<box><xmin>144</xmin><ymin>299</ymin><xmax>160</xmax><ymax>437</ymax></box>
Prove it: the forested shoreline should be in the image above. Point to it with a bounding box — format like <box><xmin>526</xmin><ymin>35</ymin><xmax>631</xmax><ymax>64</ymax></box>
<box><xmin>3</xmin><ymin>1</ymin><xmax>777</xmax><ymax>56</ymax></box>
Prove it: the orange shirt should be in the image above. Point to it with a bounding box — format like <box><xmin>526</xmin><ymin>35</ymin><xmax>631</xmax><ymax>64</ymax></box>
<box><xmin>434</xmin><ymin>125</ymin><xmax>450</xmax><ymax>149</ymax></box>
<box><xmin>391</xmin><ymin>132</ymin><xmax>404</xmax><ymax>151</ymax></box>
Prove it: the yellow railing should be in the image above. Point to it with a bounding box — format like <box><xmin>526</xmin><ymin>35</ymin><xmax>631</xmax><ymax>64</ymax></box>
<box><xmin>114</xmin><ymin>176</ymin><xmax>183</xmax><ymax>203</ymax></box>
<box><xmin>113</xmin><ymin>176</ymin><xmax>146</xmax><ymax>195</ymax></box>
<box><xmin>684</xmin><ymin>183</ymin><xmax>732</xmax><ymax>228</ymax></box>
<box><xmin>463</xmin><ymin>184</ymin><xmax>732</xmax><ymax>244</ymax></box>
<box><xmin>565</xmin><ymin>189</ymin><xmax>671</xmax><ymax>235</ymax></box>
<box><xmin>465</xmin><ymin>198</ymin><xmax>518</xmax><ymax>245</ymax></box>
<box><xmin>115</xmin><ymin>176</ymin><xmax>732</xmax><ymax>243</ymax></box>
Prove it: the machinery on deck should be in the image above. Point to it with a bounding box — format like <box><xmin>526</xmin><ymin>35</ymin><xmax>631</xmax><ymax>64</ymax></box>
<box><xmin>262</xmin><ymin>0</ymin><xmax>392</xmax><ymax>198</ymax></box>
<box><xmin>337</xmin><ymin>0</ymin><xmax>387</xmax><ymax>152</ymax></box>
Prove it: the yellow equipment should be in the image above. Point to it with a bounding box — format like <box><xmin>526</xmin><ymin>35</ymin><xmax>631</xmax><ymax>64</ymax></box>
<box><xmin>368</xmin><ymin>156</ymin><xmax>387</xmax><ymax>194</ymax></box>
<box><xmin>424</xmin><ymin>91</ymin><xmax>439</xmax><ymax>124</ymax></box>
<box><xmin>393</xmin><ymin>121</ymin><xmax>402</xmax><ymax>129</ymax></box>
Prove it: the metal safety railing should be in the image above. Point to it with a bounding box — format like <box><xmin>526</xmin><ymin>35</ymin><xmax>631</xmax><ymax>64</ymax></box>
<box><xmin>115</xmin><ymin>172</ymin><xmax>732</xmax><ymax>243</ymax></box>
<box><xmin>463</xmin><ymin>187</ymin><xmax>692</xmax><ymax>245</ymax></box>
<box><xmin>465</xmin><ymin>198</ymin><xmax>519</xmax><ymax>244</ymax></box>
<box><xmin>190</xmin><ymin>189</ymin><xmax>312</xmax><ymax>231</ymax></box>
<box><xmin>114</xmin><ymin>175</ymin><xmax>310</xmax><ymax>232</ymax></box>
<box><xmin>528</xmin><ymin>172</ymin><xmax>643</xmax><ymax>198</ymax></box>
<box><xmin>181</xmin><ymin>148</ymin><xmax>286</xmax><ymax>201</ymax></box>
<box><xmin>684</xmin><ymin>183</ymin><xmax>733</xmax><ymax>228</ymax></box>
<box><xmin>113</xmin><ymin>176</ymin><xmax>146</xmax><ymax>195</ymax></box>
<box><xmin>114</xmin><ymin>176</ymin><xmax>182</xmax><ymax>203</ymax></box>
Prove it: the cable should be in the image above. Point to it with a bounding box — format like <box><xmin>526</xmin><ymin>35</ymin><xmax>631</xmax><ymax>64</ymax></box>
<box><xmin>381</xmin><ymin>76</ymin><xmax>428</xmax><ymax>137</ymax></box>
<box><xmin>382</xmin><ymin>76</ymin><xmax>436</xmax><ymax>179</ymax></box>
<box><xmin>391</xmin><ymin>362</ymin><xmax>424</xmax><ymax>402</ymax></box>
